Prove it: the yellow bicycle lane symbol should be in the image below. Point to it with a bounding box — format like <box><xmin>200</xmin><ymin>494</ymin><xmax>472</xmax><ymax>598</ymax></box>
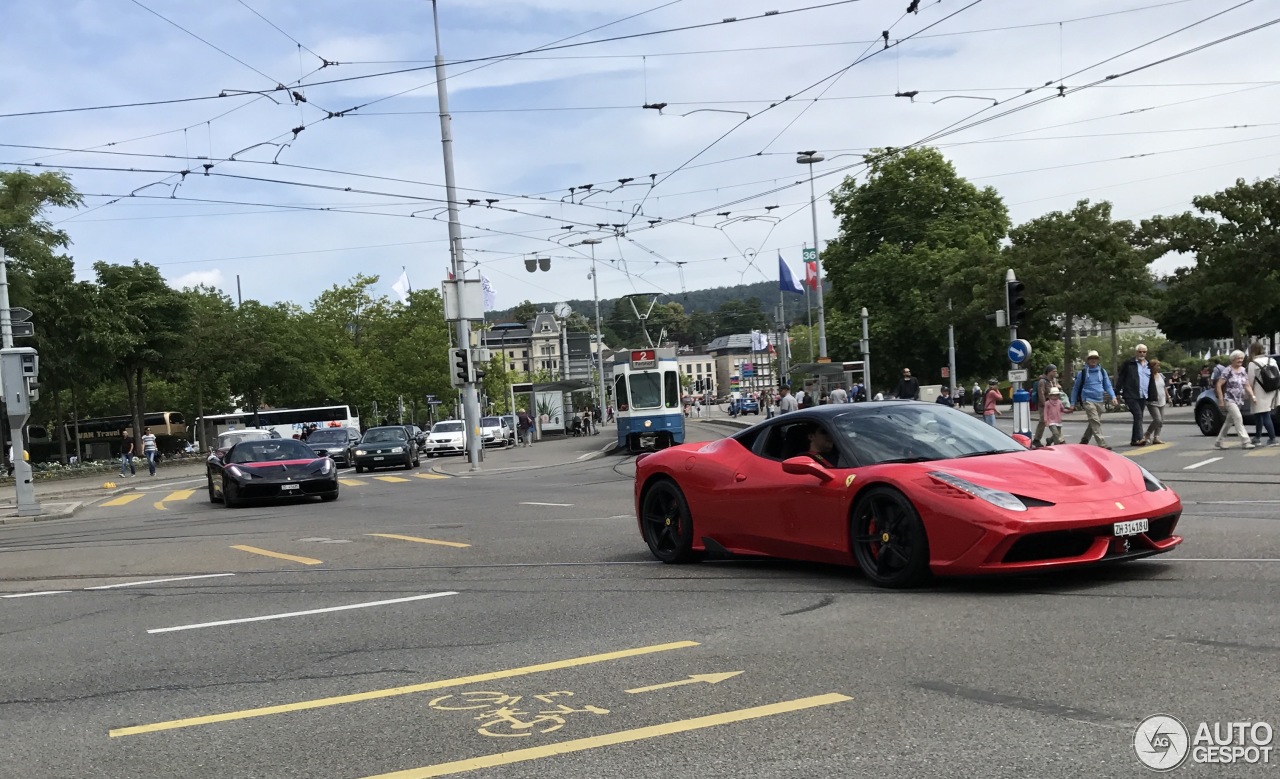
<box><xmin>428</xmin><ymin>690</ymin><xmax>610</xmax><ymax>738</ymax></box>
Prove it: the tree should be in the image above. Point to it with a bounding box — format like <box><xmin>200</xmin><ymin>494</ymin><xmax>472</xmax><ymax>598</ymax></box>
<box><xmin>1006</xmin><ymin>199</ymin><xmax>1153</xmax><ymax>382</ymax></box>
<box><xmin>1139</xmin><ymin>175</ymin><xmax>1280</xmax><ymax>347</ymax></box>
<box><xmin>1151</xmin><ymin>266</ymin><xmax>1233</xmax><ymax>345</ymax></box>
<box><xmin>510</xmin><ymin>300</ymin><xmax>539</xmax><ymax>326</ymax></box>
<box><xmin>173</xmin><ymin>286</ymin><xmax>236</xmax><ymax>450</ymax></box>
<box><xmin>0</xmin><ymin>171</ymin><xmax>82</xmax><ymax>267</ymax></box>
<box><xmin>823</xmin><ymin>147</ymin><xmax>1010</xmax><ymax>390</ymax></box>
<box><xmin>93</xmin><ymin>261</ymin><xmax>191</xmax><ymax>444</ymax></box>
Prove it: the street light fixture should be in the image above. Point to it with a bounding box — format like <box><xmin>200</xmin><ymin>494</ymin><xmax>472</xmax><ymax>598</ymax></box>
<box><xmin>581</xmin><ymin>239</ymin><xmax>607</xmax><ymax>415</ymax></box>
<box><xmin>796</xmin><ymin>151</ymin><xmax>828</xmax><ymax>360</ymax></box>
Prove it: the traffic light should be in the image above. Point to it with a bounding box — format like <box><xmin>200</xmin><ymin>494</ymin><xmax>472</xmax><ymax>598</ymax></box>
<box><xmin>453</xmin><ymin>348</ymin><xmax>472</xmax><ymax>385</ymax></box>
<box><xmin>474</xmin><ymin>358</ymin><xmax>486</xmax><ymax>383</ymax></box>
<box><xmin>1006</xmin><ymin>280</ymin><xmax>1026</xmax><ymax>327</ymax></box>
<box><xmin>694</xmin><ymin>378</ymin><xmax>703</xmax><ymax>392</ymax></box>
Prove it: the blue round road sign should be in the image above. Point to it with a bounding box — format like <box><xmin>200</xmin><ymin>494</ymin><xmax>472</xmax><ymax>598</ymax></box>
<box><xmin>1007</xmin><ymin>339</ymin><xmax>1032</xmax><ymax>364</ymax></box>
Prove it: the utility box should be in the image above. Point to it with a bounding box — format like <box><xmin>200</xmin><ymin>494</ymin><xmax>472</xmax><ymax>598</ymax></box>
<box><xmin>0</xmin><ymin>346</ymin><xmax>38</xmax><ymax>417</ymax></box>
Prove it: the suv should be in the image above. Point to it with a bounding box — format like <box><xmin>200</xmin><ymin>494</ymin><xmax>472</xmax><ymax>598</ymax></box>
<box><xmin>303</xmin><ymin>427</ymin><xmax>361</xmax><ymax>467</ymax></box>
<box><xmin>1194</xmin><ymin>354</ymin><xmax>1280</xmax><ymax>435</ymax></box>
<box><xmin>479</xmin><ymin>416</ymin><xmax>514</xmax><ymax>448</ymax></box>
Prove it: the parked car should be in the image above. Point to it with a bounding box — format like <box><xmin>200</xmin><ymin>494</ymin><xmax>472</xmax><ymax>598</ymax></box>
<box><xmin>353</xmin><ymin>426</ymin><xmax>419</xmax><ymax>472</ymax></box>
<box><xmin>303</xmin><ymin>426</ymin><xmax>361</xmax><ymax>467</ymax></box>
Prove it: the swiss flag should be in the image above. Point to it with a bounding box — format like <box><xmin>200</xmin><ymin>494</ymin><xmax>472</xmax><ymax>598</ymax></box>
<box><xmin>804</xmin><ymin>260</ymin><xmax>818</xmax><ymax>289</ymax></box>
<box><xmin>446</xmin><ymin>266</ymin><xmax>455</xmax><ymax>280</ymax></box>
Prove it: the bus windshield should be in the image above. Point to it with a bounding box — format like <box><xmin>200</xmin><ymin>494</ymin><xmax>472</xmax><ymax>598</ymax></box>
<box><xmin>629</xmin><ymin>374</ymin><xmax>663</xmax><ymax>409</ymax></box>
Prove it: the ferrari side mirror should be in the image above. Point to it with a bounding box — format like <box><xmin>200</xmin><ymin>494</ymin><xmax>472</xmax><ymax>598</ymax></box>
<box><xmin>781</xmin><ymin>456</ymin><xmax>835</xmax><ymax>482</ymax></box>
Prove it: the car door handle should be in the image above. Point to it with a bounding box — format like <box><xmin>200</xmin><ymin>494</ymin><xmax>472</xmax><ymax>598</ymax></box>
<box><xmin>735</xmin><ymin>473</ymin><xmax>747</xmax><ymax>482</ymax></box>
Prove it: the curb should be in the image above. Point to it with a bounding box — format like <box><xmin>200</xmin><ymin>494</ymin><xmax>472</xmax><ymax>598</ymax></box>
<box><xmin>0</xmin><ymin>502</ymin><xmax>83</xmax><ymax>524</ymax></box>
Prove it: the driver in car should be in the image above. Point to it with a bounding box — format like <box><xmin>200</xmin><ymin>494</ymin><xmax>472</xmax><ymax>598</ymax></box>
<box><xmin>806</xmin><ymin>426</ymin><xmax>838</xmax><ymax>468</ymax></box>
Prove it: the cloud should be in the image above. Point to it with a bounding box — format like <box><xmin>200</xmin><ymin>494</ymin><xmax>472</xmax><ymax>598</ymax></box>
<box><xmin>170</xmin><ymin>268</ymin><xmax>225</xmax><ymax>291</ymax></box>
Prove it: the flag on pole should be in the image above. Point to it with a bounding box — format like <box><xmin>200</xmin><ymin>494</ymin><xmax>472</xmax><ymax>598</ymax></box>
<box><xmin>779</xmin><ymin>254</ymin><xmax>804</xmax><ymax>294</ymax></box>
<box><xmin>391</xmin><ymin>269</ymin><xmax>411</xmax><ymax>303</ymax></box>
<box><xmin>750</xmin><ymin>329</ymin><xmax>769</xmax><ymax>352</ymax></box>
<box><xmin>804</xmin><ymin>260</ymin><xmax>818</xmax><ymax>289</ymax></box>
<box><xmin>481</xmin><ymin>273</ymin><xmax>496</xmax><ymax>311</ymax></box>
<box><xmin>446</xmin><ymin>266</ymin><xmax>455</xmax><ymax>280</ymax></box>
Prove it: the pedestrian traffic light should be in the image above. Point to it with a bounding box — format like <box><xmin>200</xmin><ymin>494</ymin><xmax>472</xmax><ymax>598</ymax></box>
<box><xmin>1006</xmin><ymin>280</ymin><xmax>1026</xmax><ymax>326</ymax></box>
<box><xmin>453</xmin><ymin>348</ymin><xmax>472</xmax><ymax>385</ymax></box>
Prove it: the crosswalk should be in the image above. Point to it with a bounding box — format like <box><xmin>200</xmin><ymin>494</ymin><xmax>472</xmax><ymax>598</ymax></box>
<box><xmin>95</xmin><ymin>472</ymin><xmax>451</xmax><ymax>511</ymax></box>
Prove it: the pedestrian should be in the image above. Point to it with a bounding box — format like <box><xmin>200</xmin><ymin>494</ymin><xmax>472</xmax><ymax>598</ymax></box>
<box><xmin>141</xmin><ymin>426</ymin><xmax>159</xmax><ymax>476</ymax></box>
<box><xmin>1145</xmin><ymin>359</ymin><xmax>1168</xmax><ymax>445</ymax></box>
<box><xmin>776</xmin><ymin>384</ymin><xmax>798</xmax><ymax>414</ymax></box>
<box><xmin>895</xmin><ymin>368</ymin><xmax>920</xmax><ymax>400</ymax></box>
<box><xmin>1069</xmin><ymin>350</ymin><xmax>1116</xmax><ymax>449</ymax></box>
<box><xmin>982</xmin><ymin>379</ymin><xmax>1003</xmax><ymax>426</ymax></box>
<box><xmin>829</xmin><ymin>384</ymin><xmax>848</xmax><ymax>404</ymax></box>
<box><xmin>1214</xmin><ymin>350</ymin><xmax>1256</xmax><ymax>449</ymax></box>
<box><xmin>516</xmin><ymin>409</ymin><xmax>534</xmax><ymax>447</ymax></box>
<box><xmin>1117</xmin><ymin>344</ymin><xmax>1151</xmax><ymax>446</ymax></box>
<box><xmin>936</xmin><ymin>387</ymin><xmax>954</xmax><ymax>407</ymax></box>
<box><xmin>1032</xmin><ymin>364</ymin><xmax>1059</xmax><ymax>447</ymax></box>
<box><xmin>1246</xmin><ymin>341</ymin><xmax>1278</xmax><ymax>446</ymax></box>
<box><xmin>120</xmin><ymin>429</ymin><xmax>137</xmax><ymax>477</ymax></box>
<box><xmin>1043</xmin><ymin>385</ymin><xmax>1068</xmax><ymax>445</ymax></box>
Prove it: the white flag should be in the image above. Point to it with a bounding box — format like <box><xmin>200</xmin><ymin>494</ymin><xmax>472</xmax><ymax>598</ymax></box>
<box><xmin>391</xmin><ymin>269</ymin><xmax>410</xmax><ymax>303</ymax></box>
<box><xmin>481</xmin><ymin>273</ymin><xmax>496</xmax><ymax>311</ymax></box>
<box><xmin>751</xmin><ymin>329</ymin><xmax>768</xmax><ymax>352</ymax></box>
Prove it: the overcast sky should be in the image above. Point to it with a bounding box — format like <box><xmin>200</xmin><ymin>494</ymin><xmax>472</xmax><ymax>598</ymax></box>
<box><xmin>2</xmin><ymin>0</ymin><xmax>1276</xmax><ymax>311</ymax></box>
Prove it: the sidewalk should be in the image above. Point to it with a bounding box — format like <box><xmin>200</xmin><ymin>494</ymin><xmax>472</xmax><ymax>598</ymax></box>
<box><xmin>429</xmin><ymin>432</ymin><xmax>616</xmax><ymax>476</ymax></box>
<box><xmin>0</xmin><ymin>461</ymin><xmax>208</xmax><ymax>524</ymax></box>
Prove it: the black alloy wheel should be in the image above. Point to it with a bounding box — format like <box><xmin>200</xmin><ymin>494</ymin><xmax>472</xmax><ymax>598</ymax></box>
<box><xmin>640</xmin><ymin>479</ymin><xmax>698</xmax><ymax>564</ymax></box>
<box><xmin>851</xmin><ymin>486</ymin><xmax>931</xmax><ymax>588</ymax></box>
<box><xmin>1196</xmin><ymin>401</ymin><xmax>1223</xmax><ymax>436</ymax></box>
<box><xmin>207</xmin><ymin>472</ymin><xmax>221</xmax><ymax>503</ymax></box>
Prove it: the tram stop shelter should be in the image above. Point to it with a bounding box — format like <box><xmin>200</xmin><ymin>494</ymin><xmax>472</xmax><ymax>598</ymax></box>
<box><xmin>512</xmin><ymin>379</ymin><xmax>597</xmax><ymax>439</ymax></box>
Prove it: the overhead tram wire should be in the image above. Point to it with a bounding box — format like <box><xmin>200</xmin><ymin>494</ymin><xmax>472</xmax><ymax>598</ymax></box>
<box><xmin>235</xmin><ymin>0</ymin><xmax>330</xmax><ymax>64</ymax></box>
<box><xmin>127</xmin><ymin>0</ymin><xmax>282</xmax><ymax>86</ymax></box>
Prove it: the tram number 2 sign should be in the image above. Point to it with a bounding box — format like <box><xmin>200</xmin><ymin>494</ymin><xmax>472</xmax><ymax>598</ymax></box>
<box><xmin>631</xmin><ymin>350</ymin><xmax>657</xmax><ymax>369</ymax></box>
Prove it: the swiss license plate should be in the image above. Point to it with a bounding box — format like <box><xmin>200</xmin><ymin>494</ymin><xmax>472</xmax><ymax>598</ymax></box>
<box><xmin>373</xmin><ymin>456</ymin><xmax>385</xmax><ymax>461</ymax></box>
<box><xmin>281</xmin><ymin>484</ymin><xmax>300</xmax><ymax>491</ymax></box>
<box><xmin>1113</xmin><ymin>519</ymin><xmax>1148</xmax><ymax>536</ymax></box>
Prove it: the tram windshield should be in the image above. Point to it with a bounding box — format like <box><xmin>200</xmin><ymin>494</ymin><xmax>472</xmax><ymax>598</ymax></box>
<box><xmin>629</xmin><ymin>373</ymin><xmax>663</xmax><ymax>409</ymax></box>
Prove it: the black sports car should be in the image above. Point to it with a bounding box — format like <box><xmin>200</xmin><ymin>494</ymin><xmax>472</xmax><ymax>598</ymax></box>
<box><xmin>207</xmin><ymin>438</ymin><xmax>339</xmax><ymax>507</ymax></box>
<box><xmin>354</xmin><ymin>426</ymin><xmax>420</xmax><ymax>473</ymax></box>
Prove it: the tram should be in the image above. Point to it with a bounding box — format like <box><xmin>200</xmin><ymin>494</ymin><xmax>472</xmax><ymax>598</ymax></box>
<box><xmin>613</xmin><ymin>347</ymin><xmax>686</xmax><ymax>452</ymax></box>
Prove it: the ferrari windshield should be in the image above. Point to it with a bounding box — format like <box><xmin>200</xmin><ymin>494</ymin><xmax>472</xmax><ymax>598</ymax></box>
<box><xmin>362</xmin><ymin>428</ymin><xmax>407</xmax><ymax>443</ymax></box>
<box><xmin>228</xmin><ymin>439</ymin><xmax>317</xmax><ymax>464</ymax></box>
<box><xmin>306</xmin><ymin>429</ymin><xmax>347</xmax><ymax>443</ymax></box>
<box><xmin>432</xmin><ymin>422</ymin><xmax>464</xmax><ymax>433</ymax></box>
<box><xmin>831</xmin><ymin>404</ymin><xmax>1023</xmax><ymax>465</ymax></box>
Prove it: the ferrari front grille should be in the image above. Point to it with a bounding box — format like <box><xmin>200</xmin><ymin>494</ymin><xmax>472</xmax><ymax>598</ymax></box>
<box><xmin>1003</xmin><ymin>531</ymin><xmax>1095</xmax><ymax>563</ymax></box>
<box><xmin>1146</xmin><ymin>513</ymin><xmax>1179</xmax><ymax>541</ymax></box>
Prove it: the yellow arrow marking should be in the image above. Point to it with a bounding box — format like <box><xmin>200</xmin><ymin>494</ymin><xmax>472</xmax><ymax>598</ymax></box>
<box><xmin>625</xmin><ymin>671</ymin><xmax>743</xmax><ymax>694</ymax></box>
<box><xmin>102</xmin><ymin>493</ymin><xmax>144</xmax><ymax>507</ymax></box>
<box><xmin>367</xmin><ymin>533</ymin><xmax>470</xmax><ymax>548</ymax></box>
<box><xmin>153</xmin><ymin>489</ymin><xmax>196</xmax><ymax>510</ymax></box>
<box><xmin>230</xmin><ymin>545</ymin><xmax>322</xmax><ymax>565</ymax></box>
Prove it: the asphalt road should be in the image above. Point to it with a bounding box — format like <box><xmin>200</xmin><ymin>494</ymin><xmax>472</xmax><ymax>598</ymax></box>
<box><xmin>0</xmin><ymin>413</ymin><xmax>1276</xmax><ymax>778</ymax></box>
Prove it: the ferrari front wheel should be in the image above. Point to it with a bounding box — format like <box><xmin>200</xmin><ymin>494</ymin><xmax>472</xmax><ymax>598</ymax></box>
<box><xmin>640</xmin><ymin>479</ymin><xmax>697</xmax><ymax>564</ymax></box>
<box><xmin>851</xmin><ymin>487</ymin><xmax>930</xmax><ymax>588</ymax></box>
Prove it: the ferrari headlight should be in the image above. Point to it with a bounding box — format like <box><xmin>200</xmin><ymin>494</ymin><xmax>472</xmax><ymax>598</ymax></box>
<box><xmin>318</xmin><ymin>458</ymin><xmax>333</xmax><ymax>474</ymax></box>
<box><xmin>928</xmin><ymin>471</ymin><xmax>1027</xmax><ymax>512</ymax></box>
<box><xmin>390</xmin><ymin>446</ymin><xmax>404</xmax><ymax>453</ymax></box>
<box><xmin>1136</xmin><ymin>463</ymin><xmax>1166</xmax><ymax>492</ymax></box>
<box><xmin>355</xmin><ymin>449</ymin><xmax>367</xmax><ymax>456</ymax></box>
<box><xmin>226</xmin><ymin>465</ymin><xmax>245</xmax><ymax>478</ymax></box>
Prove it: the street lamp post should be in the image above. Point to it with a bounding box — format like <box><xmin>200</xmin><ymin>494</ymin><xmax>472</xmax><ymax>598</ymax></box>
<box><xmin>582</xmin><ymin>239</ymin><xmax>607</xmax><ymax>415</ymax></box>
<box><xmin>797</xmin><ymin>151</ymin><xmax>828</xmax><ymax>360</ymax></box>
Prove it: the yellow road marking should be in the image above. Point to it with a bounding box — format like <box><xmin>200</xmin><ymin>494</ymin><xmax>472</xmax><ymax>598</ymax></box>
<box><xmin>374</xmin><ymin>475</ymin><xmax>412</xmax><ymax>483</ymax></box>
<box><xmin>358</xmin><ymin>693</ymin><xmax>852</xmax><ymax>778</ymax></box>
<box><xmin>1245</xmin><ymin>446</ymin><xmax>1280</xmax><ymax>457</ymax></box>
<box><xmin>229</xmin><ymin>545</ymin><xmax>322</xmax><ymax>566</ymax></box>
<box><xmin>1122</xmin><ymin>442</ymin><xmax>1173</xmax><ymax>457</ymax></box>
<box><xmin>339</xmin><ymin>479</ymin><xmax>365</xmax><ymax>486</ymax></box>
<box><xmin>101</xmin><ymin>493</ymin><xmax>144</xmax><ymax>507</ymax></box>
<box><xmin>109</xmin><ymin>640</ymin><xmax>699</xmax><ymax>737</ymax></box>
<box><xmin>626</xmin><ymin>671</ymin><xmax>743</xmax><ymax>694</ymax></box>
<box><xmin>415</xmin><ymin>473</ymin><xmax>448</xmax><ymax>480</ymax></box>
<box><xmin>368</xmin><ymin>533</ymin><xmax>470</xmax><ymax>548</ymax></box>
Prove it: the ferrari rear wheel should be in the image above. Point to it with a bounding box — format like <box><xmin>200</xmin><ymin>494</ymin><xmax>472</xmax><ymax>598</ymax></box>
<box><xmin>640</xmin><ymin>479</ymin><xmax>697</xmax><ymax>564</ymax></box>
<box><xmin>851</xmin><ymin>487</ymin><xmax>930</xmax><ymax>588</ymax></box>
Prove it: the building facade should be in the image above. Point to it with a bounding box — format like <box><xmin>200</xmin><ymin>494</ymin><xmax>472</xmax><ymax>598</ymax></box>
<box><xmin>706</xmin><ymin>333</ymin><xmax>780</xmax><ymax>398</ymax></box>
<box><xmin>677</xmin><ymin>354</ymin><xmax>716</xmax><ymax>396</ymax></box>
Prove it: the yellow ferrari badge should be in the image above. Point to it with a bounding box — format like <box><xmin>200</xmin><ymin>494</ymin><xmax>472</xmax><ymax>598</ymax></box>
<box><xmin>1115</xmin><ymin>502</ymin><xmax>1125</xmax><ymax>510</ymax></box>
<box><xmin>845</xmin><ymin>474</ymin><xmax>856</xmax><ymax>488</ymax></box>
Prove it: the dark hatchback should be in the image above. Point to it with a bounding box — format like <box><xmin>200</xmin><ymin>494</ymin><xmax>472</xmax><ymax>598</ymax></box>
<box><xmin>304</xmin><ymin>426</ymin><xmax>362</xmax><ymax>466</ymax></box>
<box><xmin>354</xmin><ymin>426</ymin><xmax>420</xmax><ymax>473</ymax></box>
<box><xmin>207</xmin><ymin>438</ymin><xmax>339</xmax><ymax>507</ymax></box>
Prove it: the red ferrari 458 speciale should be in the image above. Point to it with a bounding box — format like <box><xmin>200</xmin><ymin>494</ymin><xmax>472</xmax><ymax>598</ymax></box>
<box><xmin>633</xmin><ymin>401</ymin><xmax>1182</xmax><ymax>587</ymax></box>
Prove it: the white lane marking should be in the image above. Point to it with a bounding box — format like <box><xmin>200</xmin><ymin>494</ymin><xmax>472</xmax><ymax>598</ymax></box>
<box><xmin>576</xmin><ymin>452</ymin><xmax>596</xmax><ymax>461</ymax></box>
<box><xmin>520</xmin><ymin>502</ymin><xmax>574</xmax><ymax>507</ymax></box>
<box><xmin>147</xmin><ymin>591</ymin><xmax>458</xmax><ymax>634</ymax></box>
<box><xmin>2</xmin><ymin>590</ymin><xmax>72</xmax><ymax>598</ymax></box>
<box><xmin>84</xmin><ymin>574</ymin><xmax>235</xmax><ymax>590</ymax></box>
<box><xmin>1172</xmin><ymin>558</ymin><xmax>1280</xmax><ymax>562</ymax></box>
<box><xmin>1183</xmin><ymin>457</ymin><xmax>1222</xmax><ymax>470</ymax></box>
<box><xmin>1187</xmin><ymin>500</ymin><xmax>1280</xmax><ymax>505</ymax></box>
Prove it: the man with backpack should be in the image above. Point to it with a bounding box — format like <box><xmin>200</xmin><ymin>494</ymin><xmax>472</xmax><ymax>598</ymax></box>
<box><xmin>1069</xmin><ymin>351</ymin><xmax>1117</xmax><ymax>449</ymax></box>
<box><xmin>1246</xmin><ymin>342</ymin><xmax>1279</xmax><ymax>446</ymax></box>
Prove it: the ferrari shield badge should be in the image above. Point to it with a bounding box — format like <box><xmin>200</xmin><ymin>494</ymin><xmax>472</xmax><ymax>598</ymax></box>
<box><xmin>845</xmin><ymin>474</ymin><xmax>856</xmax><ymax>488</ymax></box>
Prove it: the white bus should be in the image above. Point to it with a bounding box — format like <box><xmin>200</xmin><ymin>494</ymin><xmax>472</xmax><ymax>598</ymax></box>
<box><xmin>196</xmin><ymin>405</ymin><xmax>360</xmax><ymax>447</ymax></box>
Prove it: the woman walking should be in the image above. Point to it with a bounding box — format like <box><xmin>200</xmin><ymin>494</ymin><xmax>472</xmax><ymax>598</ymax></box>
<box><xmin>1145</xmin><ymin>359</ymin><xmax>1168</xmax><ymax>445</ymax></box>
<box><xmin>1246</xmin><ymin>342</ymin><xmax>1278</xmax><ymax>446</ymax></box>
<box><xmin>1215</xmin><ymin>350</ymin><xmax>1256</xmax><ymax>449</ymax></box>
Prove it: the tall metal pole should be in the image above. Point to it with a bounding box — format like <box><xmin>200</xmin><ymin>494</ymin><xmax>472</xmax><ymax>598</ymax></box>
<box><xmin>948</xmin><ymin>299</ymin><xmax>958</xmax><ymax>398</ymax></box>
<box><xmin>432</xmin><ymin>0</ymin><xmax>482</xmax><ymax>471</ymax></box>
<box><xmin>799</xmin><ymin>153</ymin><xmax>829</xmax><ymax>359</ymax></box>
<box><xmin>0</xmin><ymin>251</ymin><xmax>39</xmax><ymax>516</ymax></box>
<box><xmin>804</xmin><ymin>242</ymin><xmax>815</xmax><ymax>364</ymax></box>
<box><xmin>860</xmin><ymin>307</ymin><xmax>871</xmax><ymax>399</ymax></box>
<box><xmin>585</xmin><ymin>240</ymin><xmax>607</xmax><ymax>415</ymax></box>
